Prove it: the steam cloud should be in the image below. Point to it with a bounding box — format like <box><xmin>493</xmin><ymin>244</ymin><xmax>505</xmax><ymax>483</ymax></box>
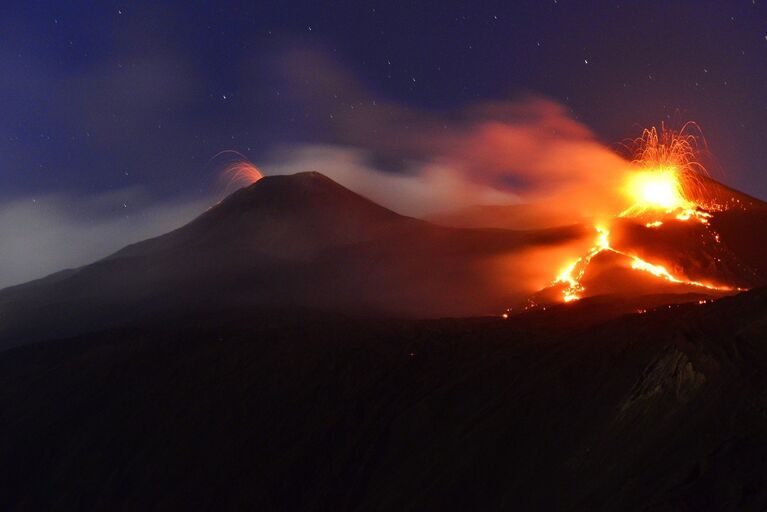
<box><xmin>267</xmin><ymin>48</ymin><xmax>635</xmax><ymax>220</ymax></box>
<box><xmin>0</xmin><ymin>190</ymin><xmax>208</xmax><ymax>288</ymax></box>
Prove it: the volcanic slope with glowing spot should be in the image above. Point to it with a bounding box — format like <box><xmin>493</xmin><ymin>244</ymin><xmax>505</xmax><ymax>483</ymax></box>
<box><xmin>0</xmin><ymin>171</ymin><xmax>598</xmax><ymax>347</ymax></box>
<box><xmin>523</xmin><ymin>124</ymin><xmax>766</xmax><ymax>310</ymax></box>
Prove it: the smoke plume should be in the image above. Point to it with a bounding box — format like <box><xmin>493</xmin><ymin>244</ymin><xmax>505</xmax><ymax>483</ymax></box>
<box><xmin>265</xmin><ymin>48</ymin><xmax>635</xmax><ymax>221</ymax></box>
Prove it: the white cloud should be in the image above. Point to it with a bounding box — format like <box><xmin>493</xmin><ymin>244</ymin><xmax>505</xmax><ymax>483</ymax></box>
<box><xmin>263</xmin><ymin>144</ymin><xmax>520</xmax><ymax>217</ymax></box>
<box><xmin>0</xmin><ymin>190</ymin><xmax>209</xmax><ymax>289</ymax></box>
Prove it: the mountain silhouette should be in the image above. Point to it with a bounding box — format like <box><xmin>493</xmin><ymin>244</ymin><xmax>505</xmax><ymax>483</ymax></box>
<box><xmin>0</xmin><ymin>172</ymin><xmax>585</xmax><ymax>348</ymax></box>
<box><xmin>1</xmin><ymin>171</ymin><xmax>765</xmax><ymax>348</ymax></box>
<box><xmin>2</xmin><ymin>172</ymin><xmax>767</xmax><ymax>511</ymax></box>
<box><xmin>2</xmin><ymin>282</ymin><xmax>767</xmax><ymax>511</ymax></box>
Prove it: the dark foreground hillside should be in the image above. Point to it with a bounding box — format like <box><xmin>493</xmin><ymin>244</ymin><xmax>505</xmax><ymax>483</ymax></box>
<box><xmin>2</xmin><ymin>288</ymin><xmax>767</xmax><ymax>511</ymax></box>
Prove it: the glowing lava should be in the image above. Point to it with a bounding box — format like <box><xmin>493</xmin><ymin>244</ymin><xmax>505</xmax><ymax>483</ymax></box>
<box><xmin>547</xmin><ymin>123</ymin><xmax>741</xmax><ymax>304</ymax></box>
<box><xmin>618</xmin><ymin>123</ymin><xmax>715</xmax><ymax>223</ymax></box>
<box><xmin>225</xmin><ymin>161</ymin><xmax>263</xmax><ymax>187</ymax></box>
<box><xmin>553</xmin><ymin>226</ymin><xmax>735</xmax><ymax>302</ymax></box>
<box><xmin>625</xmin><ymin>168</ymin><xmax>689</xmax><ymax>211</ymax></box>
<box><xmin>555</xmin><ymin>226</ymin><xmax>610</xmax><ymax>302</ymax></box>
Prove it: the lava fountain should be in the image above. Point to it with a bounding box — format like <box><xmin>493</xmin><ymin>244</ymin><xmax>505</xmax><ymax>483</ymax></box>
<box><xmin>224</xmin><ymin>160</ymin><xmax>264</xmax><ymax>187</ymax></box>
<box><xmin>548</xmin><ymin>123</ymin><xmax>740</xmax><ymax>304</ymax></box>
<box><xmin>619</xmin><ymin>123</ymin><xmax>715</xmax><ymax>221</ymax></box>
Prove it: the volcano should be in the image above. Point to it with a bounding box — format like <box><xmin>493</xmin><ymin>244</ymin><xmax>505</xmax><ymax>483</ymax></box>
<box><xmin>0</xmin><ymin>172</ymin><xmax>586</xmax><ymax>348</ymax></box>
<box><xmin>2</xmin><ymin>171</ymin><xmax>767</xmax><ymax>511</ymax></box>
<box><xmin>515</xmin><ymin>173</ymin><xmax>767</xmax><ymax>310</ymax></box>
<box><xmin>1</xmin><ymin>171</ymin><xmax>765</xmax><ymax>349</ymax></box>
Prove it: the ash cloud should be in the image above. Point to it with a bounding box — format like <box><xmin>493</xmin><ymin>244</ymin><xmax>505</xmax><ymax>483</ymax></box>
<box><xmin>266</xmin><ymin>48</ymin><xmax>634</xmax><ymax>220</ymax></box>
<box><xmin>263</xmin><ymin>144</ymin><xmax>518</xmax><ymax>217</ymax></box>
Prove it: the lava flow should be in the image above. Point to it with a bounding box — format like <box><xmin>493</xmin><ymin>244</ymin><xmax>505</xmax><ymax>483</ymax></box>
<box><xmin>549</xmin><ymin>123</ymin><xmax>739</xmax><ymax>303</ymax></box>
<box><xmin>553</xmin><ymin>225</ymin><xmax>735</xmax><ymax>303</ymax></box>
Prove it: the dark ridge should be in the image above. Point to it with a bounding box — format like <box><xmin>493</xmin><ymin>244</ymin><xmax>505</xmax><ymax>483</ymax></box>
<box><xmin>690</xmin><ymin>174</ymin><xmax>767</xmax><ymax>210</ymax></box>
<box><xmin>1</xmin><ymin>287</ymin><xmax>766</xmax><ymax>510</ymax></box>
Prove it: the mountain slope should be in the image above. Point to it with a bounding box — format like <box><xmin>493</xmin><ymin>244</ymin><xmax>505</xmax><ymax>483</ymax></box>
<box><xmin>522</xmin><ymin>174</ymin><xmax>767</xmax><ymax>307</ymax></box>
<box><xmin>1</xmin><ymin>286</ymin><xmax>766</xmax><ymax>510</ymax></box>
<box><xmin>108</xmin><ymin>171</ymin><xmax>423</xmax><ymax>262</ymax></box>
<box><xmin>1</xmin><ymin>171</ymin><xmax>765</xmax><ymax>348</ymax></box>
<box><xmin>0</xmin><ymin>172</ymin><xmax>588</xmax><ymax>348</ymax></box>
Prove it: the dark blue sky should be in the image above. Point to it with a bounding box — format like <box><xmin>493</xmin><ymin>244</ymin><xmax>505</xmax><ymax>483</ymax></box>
<box><xmin>3</xmin><ymin>0</ymin><xmax>767</xmax><ymax>201</ymax></box>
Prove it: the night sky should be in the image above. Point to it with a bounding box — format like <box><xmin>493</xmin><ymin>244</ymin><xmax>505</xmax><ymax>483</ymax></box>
<box><xmin>2</xmin><ymin>1</ymin><xmax>767</xmax><ymax>285</ymax></box>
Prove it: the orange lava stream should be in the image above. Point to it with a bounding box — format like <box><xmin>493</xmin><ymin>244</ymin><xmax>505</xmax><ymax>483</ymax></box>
<box><xmin>553</xmin><ymin>226</ymin><xmax>735</xmax><ymax>303</ymax></box>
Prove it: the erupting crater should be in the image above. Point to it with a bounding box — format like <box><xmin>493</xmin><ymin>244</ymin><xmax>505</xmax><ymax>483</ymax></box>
<box><xmin>521</xmin><ymin>123</ymin><xmax>754</xmax><ymax>311</ymax></box>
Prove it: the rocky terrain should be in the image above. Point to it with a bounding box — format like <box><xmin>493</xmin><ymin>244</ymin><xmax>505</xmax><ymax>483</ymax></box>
<box><xmin>2</xmin><ymin>172</ymin><xmax>766</xmax><ymax>510</ymax></box>
<box><xmin>1</xmin><ymin>287</ymin><xmax>766</xmax><ymax>510</ymax></box>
